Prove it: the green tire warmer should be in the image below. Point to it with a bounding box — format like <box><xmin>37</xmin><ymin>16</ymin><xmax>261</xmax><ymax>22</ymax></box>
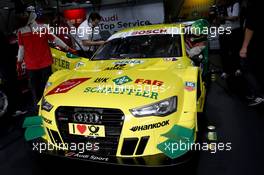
<box><xmin>23</xmin><ymin>116</ymin><xmax>45</xmax><ymax>141</ymax></box>
<box><xmin>157</xmin><ymin>125</ymin><xmax>195</xmax><ymax>159</ymax></box>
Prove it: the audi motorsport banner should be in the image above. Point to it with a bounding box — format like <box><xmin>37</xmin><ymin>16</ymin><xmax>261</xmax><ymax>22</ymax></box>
<box><xmin>99</xmin><ymin>2</ymin><xmax>164</xmax><ymax>34</ymax></box>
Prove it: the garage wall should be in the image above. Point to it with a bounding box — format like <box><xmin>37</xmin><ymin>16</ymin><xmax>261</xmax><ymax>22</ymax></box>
<box><xmin>99</xmin><ymin>2</ymin><xmax>164</xmax><ymax>34</ymax></box>
<box><xmin>0</xmin><ymin>0</ymin><xmax>15</xmax><ymax>34</ymax></box>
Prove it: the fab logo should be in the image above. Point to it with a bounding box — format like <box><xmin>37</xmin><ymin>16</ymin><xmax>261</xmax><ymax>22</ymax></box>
<box><xmin>135</xmin><ymin>79</ymin><xmax>164</xmax><ymax>86</ymax></box>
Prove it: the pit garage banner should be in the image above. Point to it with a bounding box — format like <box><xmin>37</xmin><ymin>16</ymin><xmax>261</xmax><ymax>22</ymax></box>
<box><xmin>99</xmin><ymin>2</ymin><xmax>164</xmax><ymax>34</ymax></box>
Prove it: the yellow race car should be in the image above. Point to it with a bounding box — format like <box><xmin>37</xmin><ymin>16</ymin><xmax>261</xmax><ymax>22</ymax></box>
<box><xmin>23</xmin><ymin>20</ymin><xmax>208</xmax><ymax>166</ymax></box>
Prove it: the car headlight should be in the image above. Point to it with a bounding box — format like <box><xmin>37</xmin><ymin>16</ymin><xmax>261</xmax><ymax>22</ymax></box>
<box><xmin>130</xmin><ymin>96</ymin><xmax>177</xmax><ymax>117</ymax></box>
<box><xmin>41</xmin><ymin>98</ymin><xmax>54</xmax><ymax>112</ymax></box>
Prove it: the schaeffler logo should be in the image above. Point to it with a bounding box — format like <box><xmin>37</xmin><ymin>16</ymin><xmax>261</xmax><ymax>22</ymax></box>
<box><xmin>130</xmin><ymin>120</ymin><xmax>169</xmax><ymax>132</ymax></box>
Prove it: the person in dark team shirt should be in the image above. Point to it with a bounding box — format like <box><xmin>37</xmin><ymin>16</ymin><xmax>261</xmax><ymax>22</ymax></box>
<box><xmin>0</xmin><ymin>31</ymin><xmax>27</xmax><ymax>117</ymax></box>
<box><xmin>240</xmin><ymin>0</ymin><xmax>263</xmax><ymax>106</ymax></box>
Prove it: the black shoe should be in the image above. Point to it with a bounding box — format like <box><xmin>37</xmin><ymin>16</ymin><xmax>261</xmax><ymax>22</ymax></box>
<box><xmin>245</xmin><ymin>95</ymin><xmax>255</xmax><ymax>100</ymax></box>
<box><xmin>235</xmin><ymin>69</ymin><xmax>242</xmax><ymax>76</ymax></box>
<box><xmin>248</xmin><ymin>97</ymin><xmax>264</xmax><ymax>106</ymax></box>
<box><xmin>220</xmin><ymin>72</ymin><xmax>229</xmax><ymax>79</ymax></box>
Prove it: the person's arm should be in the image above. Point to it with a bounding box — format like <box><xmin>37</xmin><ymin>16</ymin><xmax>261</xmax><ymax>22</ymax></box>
<box><xmin>81</xmin><ymin>26</ymin><xmax>106</xmax><ymax>46</ymax></box>
<box><xmin>240</xmin><ymin>28</ymin><xmax>254</xmax><ymax>58</ymax></box>
<box><xmin>82</xmin><ymin>40</ymin><xmax>105</xmax><ymax>46</ymax></box>
<box><xmin>17</xmin><ymin>31</ymin><xmax>24</xmax><ymax>62</ymax></box>
<box><xmin>47</xmin><ymin>33</ymin><xmax>76</xmax><ymax>53</ymax></box>
<box><xmin>224</xmin><ymin>16</ymin><xmax>239</xmax><ymax>21</ymax></box>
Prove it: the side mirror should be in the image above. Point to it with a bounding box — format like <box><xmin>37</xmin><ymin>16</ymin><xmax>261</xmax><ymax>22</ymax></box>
<box><xmin>192</xmin><ymin>54</ymin><xmax>204</xmax><ymax>66</ymax></box>
<box><xmin>66</xmin><ymin>52</ymin><xmax>79</xmax><ymax>59</ymax></box>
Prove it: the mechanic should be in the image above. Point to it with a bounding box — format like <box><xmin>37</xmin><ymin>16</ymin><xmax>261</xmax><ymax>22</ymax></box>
<box><xmin>17</xmin><ymin>7</ymin><xmax>75</xmax><ymax>114</ymax></box>
<box><xmin>218</xmin><ymin>0</ymin><xmax>242</xmax><ymax>79</ymax></box>
<box><xmin>239</xmin><ymin>0</ymin><xmax>264</xmax><ymax>106</ymax></box>
<box><xmin>76</xmin><ymin>12</ymin><xmax>106</xmax><ymax>58</ymax></box>
<box><xmin>0</xmin><ymin>29</ymin><xmax>29</xmax><ymax>118</ymax></box>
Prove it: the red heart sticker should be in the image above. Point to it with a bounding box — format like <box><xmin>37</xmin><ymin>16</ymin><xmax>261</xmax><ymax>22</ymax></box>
<box><xmin>77</xmin><ymin>124</ymin><xmax>87</xmax><ymax>134</ymax></box>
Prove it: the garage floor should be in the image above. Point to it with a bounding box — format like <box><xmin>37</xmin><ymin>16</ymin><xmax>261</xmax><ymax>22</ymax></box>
<box><xmin>0</xmin><ymin>54</ymin><xmax>263</xmax><ymax>175</ymax></box>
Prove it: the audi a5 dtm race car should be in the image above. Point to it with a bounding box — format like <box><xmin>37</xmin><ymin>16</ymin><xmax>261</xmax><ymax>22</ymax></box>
<box><xmin>23</xmin><ymin>20</ymin><xmax>208</xmax><ymax>166</ymax></box>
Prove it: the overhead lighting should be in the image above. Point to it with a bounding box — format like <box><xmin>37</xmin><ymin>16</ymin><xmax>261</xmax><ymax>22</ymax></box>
<box><xmin>85</xmin><ymin>1</ymin><xmax>91</xmax><ymax>3</ymax></box>
<box><xmin>3</xmin><ymin>7</ymin><xmax>9</xmax><ymax>10</ymax></box>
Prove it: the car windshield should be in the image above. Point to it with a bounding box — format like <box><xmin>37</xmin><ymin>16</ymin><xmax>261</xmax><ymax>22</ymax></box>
<box><xmin>92</xmin><ymin>34</ymin><xmax>182</xmax><ymax>60</ymax></box>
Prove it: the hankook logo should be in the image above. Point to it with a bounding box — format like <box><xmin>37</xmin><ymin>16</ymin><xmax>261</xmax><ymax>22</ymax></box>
<box><xmin>73</xmin><ymin>112</ymin><xmax>102</xmax><ymax>124</ymax></box>
<box><xmin>130</xmin><ymin>120</ymin><xmax>169</xmax><ymax>132</ymax></box>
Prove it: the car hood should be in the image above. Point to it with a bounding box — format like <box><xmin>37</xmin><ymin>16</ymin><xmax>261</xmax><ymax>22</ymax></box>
<box><xmin>44</xmin><ymin>58</ymin><xmax>193</xmax><ymax>109</ymax></box>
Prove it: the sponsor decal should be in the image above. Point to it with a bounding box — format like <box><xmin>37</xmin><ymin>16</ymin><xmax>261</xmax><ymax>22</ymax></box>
<box><xmin>132</xmin><ymin>29</ymin><xmax>168</xmax><ymax>36</ymax></box>
<box><xmin>94</xmin><ymin>78</ymin><xmax>110</xmax><ymax>83</ymax></box>
<box><xmin>113</xmin><ymin>60</ymin><xmax>144</xmax><ymax>65</ymax></box>
<box><xmin>163</xmin><ymin>57</ymin><xmax>178</xmax><ymax>61</ymax></box>
<box><xmin>83</xmin><ymin>87</ymin><xmax>159</xmax><ymax>100</ymax></box>
<box><xmin>54</xmin><ymin>57</ymin><xmax>70</xmax><ymax>69</ymax></box>
<box><xmin>135</xmin><ymin>79</ymin><xmax>164</xmax><ymax>86</ymax></box>
<box><xmin>112</xmin><ymin>76</ymin><xmax>132</xmax><ymax>85</ymax></box>
<box><xmin>42</xmin><ymin>116</ymin><xmax>52</xmax><ymax>125</ymax></box>
<box><xmin>104</xmin><ymin>64</ymin><xmax>126</xmax><ymax>70</ymax></box>
<box><xmin>68</xmin><ymin>123</ymin><xmax>105</xmax><ymax>137</ymax></box>
<box><xmin>73</xmin><ymin>112</ymin><xmax>102</xmax><ymax>124</ymax></box>
<box><xmin>185</xmin><ymin>82</ymin><xmax>196</xmax><ymax>91</ymax></box>
<box><xmin>46</xmin><ymin>78</ymin><xmax>90</xmax><ymax>96</ymax></box>
<box><xmin>130</xmin><ymin>120</ymin><xmax>169</xmax><ymax>132</ymax></box>
<box><xmin>65</xmin><ymin>152</ymin><xmax>109</xmax><ymax>162</ymax></box>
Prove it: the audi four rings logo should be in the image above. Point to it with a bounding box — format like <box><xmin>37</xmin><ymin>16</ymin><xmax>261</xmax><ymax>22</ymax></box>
<box><xmin>73</xmin><ymin>112</ymin><xmax>102</xmax><ymax>123</ymax></box>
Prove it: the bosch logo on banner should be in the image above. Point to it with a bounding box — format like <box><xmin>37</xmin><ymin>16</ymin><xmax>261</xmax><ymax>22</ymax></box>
<box><xmin>46</xmin><ymin>78</ymin><xmax>90</xmax><ymax>96</ymax></box>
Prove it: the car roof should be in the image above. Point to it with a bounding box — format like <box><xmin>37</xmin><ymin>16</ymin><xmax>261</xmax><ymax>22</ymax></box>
<box><xmin>117</xmin><ymin>23</ymin><xmax>185</xmax><ymax>34</ymax></box>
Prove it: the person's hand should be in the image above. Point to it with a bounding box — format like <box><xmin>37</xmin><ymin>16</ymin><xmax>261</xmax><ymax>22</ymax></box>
<box><xmin>16</xmin><ymin>61</ymin><xmax>23</xmax><ymax>77</ymax></box>
<box><xmin>98</xmin><ymin>40</ymin><xmax>107</xmax><ymax>45</ymax></box>
<box><xmin>240</xmin><ymin>47</ymin><xmax>247</xmax><ymax>58</ymax></box>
